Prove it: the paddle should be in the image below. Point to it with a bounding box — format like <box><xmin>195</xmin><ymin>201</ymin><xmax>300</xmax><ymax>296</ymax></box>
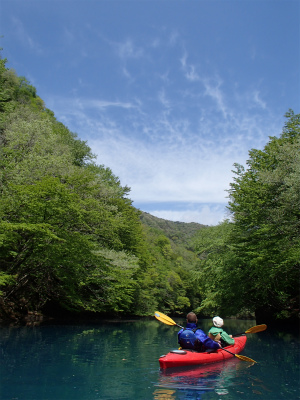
<box><xmin>221</xmin><ymin>347</ymin><xmax>256</xmax><ymax>363</ymax></box>
<box><xmin>154</xmin><ymin>311</ymin><xmax>256</xmax><ymax>363</ymax></box>
<box><xmin>233</xmin><ymin>324</ymin><xmax>267</xmax><ymax>337</ymax></box>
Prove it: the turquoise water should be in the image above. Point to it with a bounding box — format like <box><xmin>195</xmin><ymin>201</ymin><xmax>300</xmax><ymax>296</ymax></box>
<box><xmin>0</xmin><ymin>318</ymin><xmax>299</xmax><ymax>399</ymax></box>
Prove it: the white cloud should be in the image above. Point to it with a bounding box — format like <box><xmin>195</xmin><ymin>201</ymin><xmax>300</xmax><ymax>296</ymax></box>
<box><xmin>85</xmin><ymin>118</ymin><xmax>254</xmax><ymax>205</ymax></box>
<box><xmin>252</xmin><ymin>90</ymin><xmax>266</xmax><ymax>109</ymax></box>
<box><xmin>180</xmin><ymin>51</ymin><xmax>200</xmax><ymax>82</ymax></box>
<box><xmin>116</xmin><ymin>39</ymin><xmax>144</xmax><ymax>59</ymax></box>
<box><xmin>44</xmin><ymin>71</ymin><xmax>284</xmax><ymax>225</ymax></box>
<box><xmin>202</xmin><ymin>76</ymin><xmax>228</xmax><ymax>118</ymax></box>
<box><xmin>62</xmin><ymin>27</ymin><xmax>75</xmax><ymax>46</ymax></box>
<box><xmin>12</xmin><ymin>17</ymin><xmax>43</xmax><ymax>55</ymax></box>
<box><xmin>86</xmin><ymin>99</ymin><xmax>135</xmax><ymax>110</ymax></box>
<box><xmin>169</xmin><ymin>30</ymin><xmax>180</xmax><ymax>46</ymax></box>
<box><xmin>186</xmin><ymin>65</ymin><xmax>200</xmax><ymax>82</ymax></box>
<box><xmin>101</xmin><ymin>36</ymin><xmax>147</xmax><ymax>80</ymax></box>
<box><xmin>151</xmin><ymin>38</ymin><xmax>161</xmax><ymax>48</ymax></box>
<box><xmin>180</xmin><ymin>52</ymin><xmax>188</xmax><ymax>69</ymax></box>
<box><xmin>158</xmin><ymin>89</ymin><xmax>172</xmax><ymax>111</ymax></box>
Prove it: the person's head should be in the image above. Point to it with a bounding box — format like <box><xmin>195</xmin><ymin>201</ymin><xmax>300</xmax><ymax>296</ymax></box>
<box><xmin>213</xmin><ymin>316</ymin><xmax>224</xmax><ymax>328</ymax></box>
<box><xmin>186</xmin><ymin>312</ymin><xmax>198</xmax><ymax>323</ymax></box>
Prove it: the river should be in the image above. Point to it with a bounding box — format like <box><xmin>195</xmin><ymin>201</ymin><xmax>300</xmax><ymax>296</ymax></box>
<box><xmin>0</xmin><ymin>318</ymin><xmax>299</xmax><ymax>399</ymax></box>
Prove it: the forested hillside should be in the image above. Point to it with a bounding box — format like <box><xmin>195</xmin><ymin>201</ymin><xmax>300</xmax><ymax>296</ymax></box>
<box><xmin>0</xmin><ymin>54</ymin><xmax>299</xmax><ymax>326</ymax></box>
<box><xmin>138</xmin><ymin>212</ymin><xmax>206</xmax><ymax>315</ymax></box>
<box><xmin>0</xmin><ymin>55</ymin><xmax>206</xmax><ymax>323</ymax></box>
<box><xmin>140</xmin><ymin>212</ymin><xmax>205</xmax><ymax>246</ymax></box>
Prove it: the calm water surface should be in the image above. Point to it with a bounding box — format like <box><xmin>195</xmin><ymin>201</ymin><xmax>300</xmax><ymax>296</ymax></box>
<box><xmin>0</xmin><ymin>318</ymin><xmax>299</xmax><ymax>400</ymax></box>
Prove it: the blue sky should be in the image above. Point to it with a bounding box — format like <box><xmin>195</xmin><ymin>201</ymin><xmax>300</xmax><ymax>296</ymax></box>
<box><xmin>1</xmin><ymin>0</ymin><xmax>299</xmax><ymax>225</ymax></box>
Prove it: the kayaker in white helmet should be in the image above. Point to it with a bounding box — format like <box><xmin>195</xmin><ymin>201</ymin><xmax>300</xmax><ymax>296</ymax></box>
<box><xmin>208</xmin><ymin>316</ymin><xmax>235</xmax><ymax>346</ymax></box>
<box><xmin>178</xmin><ymin>312</ymin><xmax>221</xmax><ymax>352</ymax></box>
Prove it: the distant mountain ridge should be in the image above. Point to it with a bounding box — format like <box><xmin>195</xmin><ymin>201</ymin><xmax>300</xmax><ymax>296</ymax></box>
<box><xmin>140</xmin><ymin>211</ymin><xmax>206</xmax><ymax>247</ymax></box>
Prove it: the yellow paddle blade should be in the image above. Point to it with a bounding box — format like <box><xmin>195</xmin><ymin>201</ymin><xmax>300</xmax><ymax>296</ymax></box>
<box><xmin>154</xmin><ymin>311</ymin><xmax>177</xmax><ymax>326</ymax></box>
<box><xmin>222</xmin><ymin>347</ymin><xmax>257</xmax><ymax>363</ymax></box>
<box><xmin>235</xmin><ymin>354</ymin><xmax>257</xmax><ymax>363</ymax></box>
<box><xmin>245</xmin><ymin>324</ymin><xmax>267</xmax><ymax>334</ymax></box>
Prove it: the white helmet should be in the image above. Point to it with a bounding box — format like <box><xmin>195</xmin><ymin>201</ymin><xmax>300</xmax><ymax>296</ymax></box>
<box><xmin>213</xmin><ymin>316</ymin><xmax>224</xmax><ymax>328</ymax></box>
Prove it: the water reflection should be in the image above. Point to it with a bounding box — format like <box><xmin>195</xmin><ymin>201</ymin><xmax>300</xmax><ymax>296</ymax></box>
<box><xmin>154</xmin><ymin>358</ymin><xmax>255</xmax><ymax>399</ymax></box>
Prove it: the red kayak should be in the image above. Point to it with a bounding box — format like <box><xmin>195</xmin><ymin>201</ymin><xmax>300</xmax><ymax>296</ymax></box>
<box><xmin>159</xmin><ymin>335</ymin><xmax>247</xmax><ymax>369</ymax></box>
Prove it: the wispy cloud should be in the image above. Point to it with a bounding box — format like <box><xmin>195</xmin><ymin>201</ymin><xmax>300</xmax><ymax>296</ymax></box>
<box><xmin>39</xmin><ymin>25</ymin><xmax>287</xmax><ymax>226</ymax></box>
<box><xmin>86</xmin><ymin>99</ymin><xmax>136</xmax><ymax>110</ymax></box>
<box><xmin>180</xmin><ymin>51</ymin><xmax>200</xmax><ymax>82</ymax></box>
<box><xmin>45</xmin><ymin>88</ymin><xmax>282</xmax><ymax>226</ymax></box>
<box><xmin>252</xmin><ymin>90</ymin><xmax>266</xmax><ymax>109</ymax></box>
<box><xmin>62</xmin><ymin>27</ymin><xmax>75</xmax><ymax>46</ymax></box>
<box><xmin>169</xmin><ymin>30</ymin><xmax>180</xmax><ymax>46</ymax></box>
<box><xmin>186</xmin><ymin>65</ymin><xmax>200</xmax><ymax>82</ymax></box>
<box><xmin>116</xmin><ymin>38</ymin><xmax>145</xmax><ymax>60</ymax></box>
<box><xmin>202</xmin><ymin>76</ymin><xmax>228</xmax><ymax>119</ymax></box>
<box><xmin>12</xmin><ymin>17</ymin><xmax>43</xmax><ymax>55</ymax></box>
<box><xmin>110</xmin><ymin>37</ymin><xmax>147</xmax><ymax>79</ymax></box>
<box><xmin>158</xmin><ymin>89</ymin><xmax>172</xmax><ymax>111</ymax></box>
<box><xmin>43</xmin><ymin>33</ymin><xmax>283</xmax><ymax>224</ymax></box>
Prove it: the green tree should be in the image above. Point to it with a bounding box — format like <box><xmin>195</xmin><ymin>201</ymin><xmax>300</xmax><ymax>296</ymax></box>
<box><xmin>0</xmin><ymin>58</ymin><xmax>18</xmax><ymax>128</ymax></box>
<box><xmin>191</xmin><ymin>221</ymin><xmax>241</xmax><ymax>316</ymax></box>
<box><xmin>226</xmin><ymin>110</ymin><xmax>300</xmax><ymax>321</ymax></box>
<box><xmin>0</xmin><ymin>60</ymin><xmax>153</xmax><ymax>317</ymax></box>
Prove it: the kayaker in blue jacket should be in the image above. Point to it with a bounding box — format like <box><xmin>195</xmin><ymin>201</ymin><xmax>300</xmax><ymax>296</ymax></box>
<box><xmin>178</xmin><ymin>312</ymin><xmax>221</xmax><ymax>352</ymax></box>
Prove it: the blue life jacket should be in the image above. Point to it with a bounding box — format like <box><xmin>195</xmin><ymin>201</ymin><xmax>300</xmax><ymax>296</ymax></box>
<box><xmin>178</xmin><ymin>328</ymin><xmax>202</xmax><ymax>351</ymax></box>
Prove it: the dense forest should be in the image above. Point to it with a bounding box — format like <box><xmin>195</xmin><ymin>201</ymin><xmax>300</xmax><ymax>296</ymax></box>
<box><xmin>0</xmin><ymin>54</ymin><xmax>299</xmax><ymax>326</ymax></box>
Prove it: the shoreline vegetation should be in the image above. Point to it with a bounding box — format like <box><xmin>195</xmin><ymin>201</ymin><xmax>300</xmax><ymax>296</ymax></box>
<box><xmin>0</xmin><ymin>53</ymin><xmax>299</xmax><ymax>328</ymax></box>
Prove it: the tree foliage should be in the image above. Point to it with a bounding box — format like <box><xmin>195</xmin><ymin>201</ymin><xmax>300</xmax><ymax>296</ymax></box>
<box><xmin>0</xmin><ymin>56</ymin><xmax>149</xmax><ymax>318</ymax></box>
<box><xmin>1</xmin><ymin>53</ymin><xmax>298</xmax><ymax>324</ymax></box>
<box><xmin>192</xmin><ymin>110</ymin><xmax>300</xmax><ymax>322</ymax></box>
<box><xmin>0</xmin><ymin>54</ymin><xmax>205</xmax><ymax>321</ymax></box>
<box><xmin>227</xmin><ymin>110</ymin><xmax>300</xmax><ymax>320</ymax></box>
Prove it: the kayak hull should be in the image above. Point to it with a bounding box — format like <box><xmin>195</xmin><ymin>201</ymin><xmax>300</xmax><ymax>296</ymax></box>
<box><xmin>159</xmin><ymin>335</ymin><xmax>247</xmax><ymax>369</ymax></box>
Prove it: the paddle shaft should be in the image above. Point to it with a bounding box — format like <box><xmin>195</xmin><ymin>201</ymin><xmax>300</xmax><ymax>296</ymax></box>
<box><xmin>221</xmin><ymin>347</ymin><xmax>238</xmax><ymax>357</ymax></box>
<box><xmin>221</xmin><ymin>347</ymin><xmax>237</xmax><ymax>356</ymax></box>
